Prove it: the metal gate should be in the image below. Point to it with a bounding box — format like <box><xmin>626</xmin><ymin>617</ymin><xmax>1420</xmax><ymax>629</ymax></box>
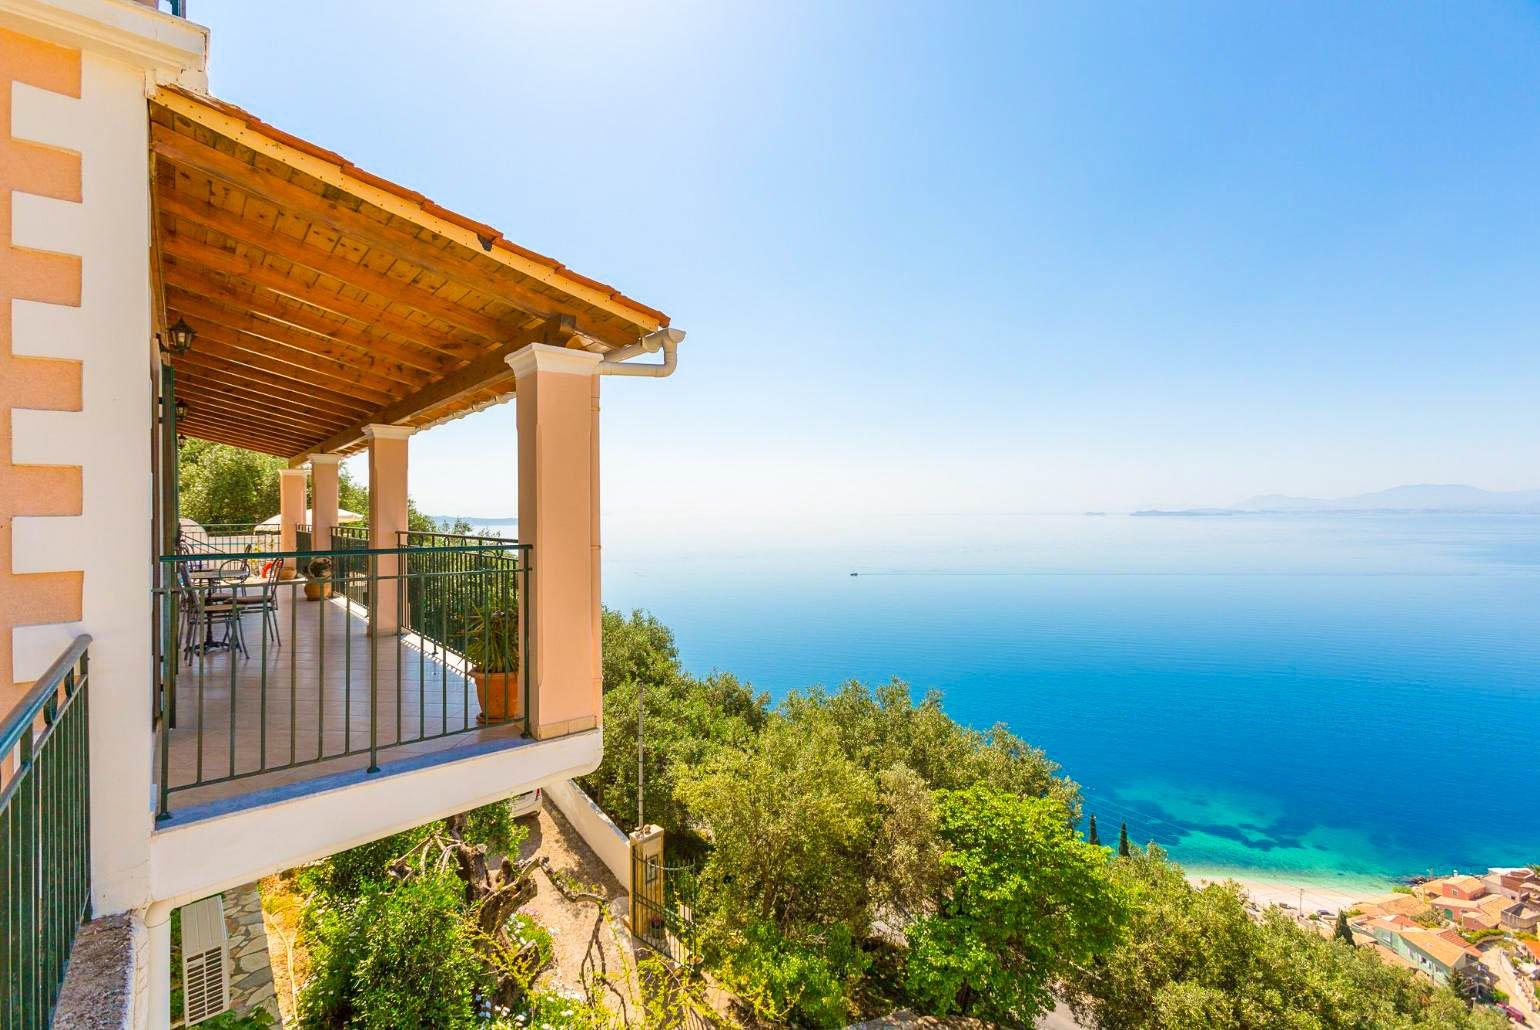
<box><xmin>630</xmin><ymin>850</ymin><xmax>699</xmax><ymax>966</ymax></box>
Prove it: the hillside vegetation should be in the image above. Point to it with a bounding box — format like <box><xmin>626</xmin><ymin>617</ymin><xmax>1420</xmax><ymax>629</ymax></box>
<box><xmin>580</xmin><ymin>609</ymin><xmax>1506</xmax><ymax>1028</ymax></box>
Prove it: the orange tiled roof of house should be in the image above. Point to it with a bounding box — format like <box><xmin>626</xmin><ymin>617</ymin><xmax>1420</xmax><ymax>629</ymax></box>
<box><xmin>1356</xmin><ymin>893</ymin><xmax>1430</xmax><ymax>918</ymax></box>
<box><xmin>1477</xmin><ymin>894</ymin><xmax>1515</xmax><ymax>917</ymax></box>
<box><xmin>1403</xmin><ymin>928</ymin><xmax>1478</xmax><ymax>968</ymax></box>
<box><xmin>1442</xmin><ymin>875</ymin><xmax>1486</xmax><ymax>895</ymax></box>
<box><xmin>1524</xmin><ymin>939</ymin><xmax>1540</xmax><ymax>963</ymax></box>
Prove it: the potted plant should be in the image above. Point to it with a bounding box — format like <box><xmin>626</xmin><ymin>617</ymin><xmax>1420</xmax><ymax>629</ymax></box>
<box><xmin>301</xmin><ymin>556</ymin><xmax>333</xmax><ymax>601</ymax></box>
<box><xmin>465</xmin><ymin>597</ymin><xmax>520</xmax><ymax>723</ymax></box>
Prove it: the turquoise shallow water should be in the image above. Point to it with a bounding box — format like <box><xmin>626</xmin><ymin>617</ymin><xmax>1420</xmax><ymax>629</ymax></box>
<box><xmin>554</xmin><ymin>513</ymin><xmax>1539</xmax><ymax>882</ymax></box>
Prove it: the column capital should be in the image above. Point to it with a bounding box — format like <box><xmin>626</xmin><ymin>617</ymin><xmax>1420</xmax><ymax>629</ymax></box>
<box><xmin>277</xmin><ymin>467</ymin><xmax>308</xmax><ymax>479</ymax></box>
<box><xmin>362</xmin><ymin>423</ymin><xmax>416</xmax><ymax>441</ymax></box>
<box><xmin>308</xmin><ymin>452</ymin><xmax>344</xmax><ymax>466</ymax></box>
<box><xmin>506</xmin><ymin>343</ymin><xmax>603</xmax><ymax>380</ymax></box>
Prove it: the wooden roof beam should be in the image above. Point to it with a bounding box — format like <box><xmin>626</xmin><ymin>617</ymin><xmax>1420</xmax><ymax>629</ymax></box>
<box><xmin>181</xmin><ymin>424</ymin><xmax>299</xmax><ymax>458</ymax></box>
<box><xmin>149</xmin><ymin>123</ymin><xmax>647</xmax><ymax>348</ymax></box>
<box><xmin>290</xmin><ymin>315</ymin><xmax>577</xmax><ymax>465</ymax></box>
<box><xmin>172</xmin><ymin>374</ymin><xmax>353</xmax><ymax>430</ymax></box>
<box><xmin>170</xmin><ymin>350</ymin><xmax>379</xmax><ymax>418</ymax></box>
<box><xmin>166</xmin><ymin>286</ymin><xmax>430</xmax><ymax>389</ymax></box>
<box><xmin>169</xmin><ymin>323</ymin><xmax>398</xmax><ymax>407</ymax></box>
<box><xmin>180</xmin><ymin>413</ymin><xmax>312</xmax><ymax>454</ymax></box>
<box><xmin>157</xmin><ymin>190</ymin><xmax>517</xmax><ymax>342</ymax></box>
<box><xmin>172</xmin><ymin>376</ymin><xmax>357</xmax><ymax>436</ymax></box>
<box><xmin>160</xmin><ymin>269</ymin><xmax>458</xmax><ymax>376</ymax></box>
<box><xmin>171</xmin><ymin>312</ymin><xmax>408</xmax><ymax>401</ymax></box>
<box><xmin>159</xmin><ymin>237</ymin><xmax>493</xmax><ymax>361</ymax></box>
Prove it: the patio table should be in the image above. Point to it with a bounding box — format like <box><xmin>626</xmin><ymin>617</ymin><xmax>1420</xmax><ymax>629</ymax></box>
<box><xmin>186</xmin><ymin>567</ymin><xmax>257</xmax><ymax>653</ymax></box>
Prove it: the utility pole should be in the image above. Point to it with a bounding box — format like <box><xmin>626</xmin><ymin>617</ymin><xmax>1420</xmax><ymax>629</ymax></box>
<box><xmin>637</xmin><ymin>676</ymin><xmax>645</xmax><ymax>831</ymax></box>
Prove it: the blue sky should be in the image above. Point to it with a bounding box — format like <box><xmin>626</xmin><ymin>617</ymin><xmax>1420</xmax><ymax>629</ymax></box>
<box><xmin>197</xmin><ymin>1</ymin><xmax>1540</xmax><ymax>528</ymax></box>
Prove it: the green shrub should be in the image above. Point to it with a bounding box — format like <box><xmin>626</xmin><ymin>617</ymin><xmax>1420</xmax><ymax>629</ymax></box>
<box><xmin>199</xmin><ymin>1010</ymin><xmax>275</xmax><ymax>1029</ymax></box>
<box><xmin>504</xmin><ymin>913</ymin><xmax>553</xmax><ymax>984</ymax></box>
<box><xmin>720</xmin><ymin>920</ymin><xmax>865</xmax><ymax>1028</ymax></box>
<box><xmin>462</xmin><ymin>798</ymin><xmax>525</xmax><ymax>857</ymax></box>
<box><xmin>298</xmin><ymin>871</ymin><xmax>483</xmax><ymax>1029</ymax></box>
<box><xmin>903</xmin><ymin>786</ymin><xmax>1124</xmax><ymax>1025</ymax></box>
<box><xmin>297</xmin><ymin>824</ymin><xmax>434</xmax><ymax>904</ymax></box>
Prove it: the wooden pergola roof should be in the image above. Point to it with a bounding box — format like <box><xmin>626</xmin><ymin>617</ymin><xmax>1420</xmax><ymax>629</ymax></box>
<box><xmin>148</xmin><ymin>86</ymin><xmax>668</xmax><ymax>463</ymax></box>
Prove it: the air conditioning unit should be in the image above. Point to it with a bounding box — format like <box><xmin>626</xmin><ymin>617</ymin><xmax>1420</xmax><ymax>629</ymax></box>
<box><xmin>180</xmin><ymin>895</ymin><xmax>231</xmax><ymax>1025</ymax></box>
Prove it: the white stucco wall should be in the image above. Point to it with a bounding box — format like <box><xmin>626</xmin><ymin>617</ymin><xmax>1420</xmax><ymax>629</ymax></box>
<box><xmin>9</xmin><ymin>43</ymin><xmax>158</xmax><ymax>917</ymax></box>
<box><xmin>149</xmin><ymin>730</ymin><xmax>603</xmax><ymax>908</ymax></box>
<box><xmin>545</xmin><ymin>777</ymin><xmax>631</xmax><ymax>891</ymax></box>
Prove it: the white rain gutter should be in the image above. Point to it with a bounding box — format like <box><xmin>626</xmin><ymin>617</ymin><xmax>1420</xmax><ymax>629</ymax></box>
<box><xmin>598</xmin><ymin>327</ymin><xmax>686</xmax><ymax>377</ymax></box>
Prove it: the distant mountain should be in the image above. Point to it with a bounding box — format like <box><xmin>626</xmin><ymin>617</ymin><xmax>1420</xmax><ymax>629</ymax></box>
<box><xmin>1231</xmin><ymin>484</ymin><xmax>1540</xmax><ymax>514</ymax></box>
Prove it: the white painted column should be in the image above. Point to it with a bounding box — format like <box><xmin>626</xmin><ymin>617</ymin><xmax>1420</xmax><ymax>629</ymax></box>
<box><xmin>277</xmin><ymin>467</ymin><xmax>306</xmax><ymax>574</ymax></box>
<box><xmin>507</xmin><ymin>344</ymin><xmax>603</xmax><ymax>739</ymax></box>
<box><xmin>309</xmin><ymin>452</ymin><xmax>341</xmax><ymax>549</ymax></box>
<box><xmin>364</xmin><ymin>424</ymin><xmax>412</xmax><ymax>634</ymax></box>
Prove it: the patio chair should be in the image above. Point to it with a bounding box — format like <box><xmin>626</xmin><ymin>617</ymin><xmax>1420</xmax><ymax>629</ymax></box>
<box><xmin>178</xmin><ymin>564</ymin><xmax>247</xmax><ymax>661</ymax></box>
<box><xmin>234</xmin><ymin>558</ymin><xmax>281</xmax><ymax>646</ymax></box>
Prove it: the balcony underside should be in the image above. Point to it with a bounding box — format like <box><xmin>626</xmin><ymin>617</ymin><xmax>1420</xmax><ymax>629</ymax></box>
<box><xmin>162</xmin><ymin>585</ymin><xmax>525</xmax><ymax>819</ymax></box>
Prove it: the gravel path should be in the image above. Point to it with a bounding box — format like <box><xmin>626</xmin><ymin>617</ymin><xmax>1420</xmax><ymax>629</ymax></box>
<box><xmin>515</xmin><ymin>799</ymin><xmax>644</xmax><ymax>1022</ymax></box>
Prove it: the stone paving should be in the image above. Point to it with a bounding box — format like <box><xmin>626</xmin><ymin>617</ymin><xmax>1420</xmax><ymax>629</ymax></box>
<box><xmin>223</xmin><ymin>882</ymin><xmax>283</xmax><ymax>1025</ymax></box>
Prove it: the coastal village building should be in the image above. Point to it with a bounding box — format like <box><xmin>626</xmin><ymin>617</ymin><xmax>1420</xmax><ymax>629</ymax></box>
<box><xmin>0</xmin><ymin>1</ymin><xmax>683</xmax><ymax>1025</ymax></box>
<box><xmin>1421</xmin><ymin>873</ymin><xmax>1490</xmax><ymax>902</ymax></box>
<box><xmin>1484</xmin><ymin>867</ymin><xmax>1540</xmax><ymax>903</ymax></box>
<box><xmin>1355</xmin><ymin>891</ymin><xmax>1437</xmax><ymax>920</ymax></box>
<box><xmin>1355</xmin><ymin>916</ymin><xmax>1485</xmax><ymax>987</ymax></box>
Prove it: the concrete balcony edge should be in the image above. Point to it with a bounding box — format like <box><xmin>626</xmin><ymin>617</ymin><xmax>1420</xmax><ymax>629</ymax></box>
<box><xmin>148</xmin><ymin>727</ymin><xmax>601</xmax><ymax>908</ymax></box>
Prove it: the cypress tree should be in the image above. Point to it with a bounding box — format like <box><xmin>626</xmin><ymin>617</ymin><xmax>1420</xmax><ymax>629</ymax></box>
<box><xmin>1087</xmin><ymin>813</ymin><xmax>1099</xmax><ymax>847</ymax></box>
<box><xmin>1118</xmin><ymin>821</ymin><xmax>1131</xmax><ymax>858</ymax></box>
<box><xmin>1334</xmin><ymin>910</ymin><xmax>1355</xmax><ymax>946</ymax></box>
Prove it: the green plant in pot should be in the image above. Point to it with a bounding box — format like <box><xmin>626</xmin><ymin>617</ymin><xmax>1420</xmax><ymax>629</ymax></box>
<box><xmin>302</xmin><ymin>555</ymin><xmax>334</xmax><ymax>601</ymax></box>
<box><xmin>464</xmin><ymin>593</ymin><xmax>520</xmax><ymax>724</ymax></box>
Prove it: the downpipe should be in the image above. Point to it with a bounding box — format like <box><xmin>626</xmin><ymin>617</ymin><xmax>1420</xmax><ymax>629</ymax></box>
<box><xmin>598</xmin><ymin>327</ymin><xmax>686</xmax><ymax>377</ymax></box>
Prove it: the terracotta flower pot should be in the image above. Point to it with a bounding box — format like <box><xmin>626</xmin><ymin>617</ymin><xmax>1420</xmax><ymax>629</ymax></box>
<box><xmin>471</xmin><ymin>669</ymin><xmax>522</xmax><ymax>723</ymax></box>
<box><xmin>278</xmin><ymin>567</ymin><xmax>298</xmax><ymax>581</ymax></box>
<box><xmin>303</xmin><ymin>580</ymin><xmax>333</xmax><ymax>601</ymax></box>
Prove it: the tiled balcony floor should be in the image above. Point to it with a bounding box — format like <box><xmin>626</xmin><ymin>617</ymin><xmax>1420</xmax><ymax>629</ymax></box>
<box><xmin>160</xmin><ymin>583</ymin><xmax>527</xmax><ymax>816</ymax></box>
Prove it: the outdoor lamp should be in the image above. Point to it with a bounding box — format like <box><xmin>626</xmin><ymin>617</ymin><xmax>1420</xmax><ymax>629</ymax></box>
<box><xmin>165</xmin><ymin>317</ymin><xmax>197</xmax><ymax>355</ymax></box>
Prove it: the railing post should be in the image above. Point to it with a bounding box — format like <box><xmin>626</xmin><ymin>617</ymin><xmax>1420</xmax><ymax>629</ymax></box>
<box><xmin>157</xmin><ymin>586</ymin><xmax>172</xmax><ymax>821</ymax></box>
<box><xmin>367</xmin><ymin>552</ymin><xmax>379</xmax><ymax>774</ymax></box>
<box><xmin>520</xmin><ymin>547</ymin><xmax>531</xmax><ymax>737</ymax></box>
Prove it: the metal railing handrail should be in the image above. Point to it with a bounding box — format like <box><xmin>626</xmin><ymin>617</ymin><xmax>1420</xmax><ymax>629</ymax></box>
<box><xmin>1</xmin><ymin>634</ymin><xmax>92</xmax><ymax>1030</ymax></box>
<box><xmin>154</xmin><ymin>537</ymin><xmax>531</xmax><ymax>817</ymax></box>
<box><xmin>399</xmin><ymin>529</ymin><xmax>521</xmax><ymax>546</ymax></box>
<box><xmin>0</xmin><ymin>634</ymin><xmax>92</xmax><ymax>760</ymax></box>
<box><xmin>158</xmin><ymin>541</ymin><xmax>531</xmax><ymax>563</ymax></box>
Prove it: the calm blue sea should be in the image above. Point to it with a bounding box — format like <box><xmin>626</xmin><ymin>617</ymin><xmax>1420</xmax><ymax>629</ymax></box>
<box><xmin>497</xmin><ymin>513</ymin><xmax>1540</xmax><ymax>888</ymax></box>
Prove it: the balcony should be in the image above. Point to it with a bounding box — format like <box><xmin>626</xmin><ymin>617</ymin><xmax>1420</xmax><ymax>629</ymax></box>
<box><xmin>155</xmin><ymin>532</ymin><xmax>535</xmax><ymax>821</ymax></box>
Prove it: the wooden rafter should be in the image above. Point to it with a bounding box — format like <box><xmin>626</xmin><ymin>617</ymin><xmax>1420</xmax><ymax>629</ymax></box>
<box><xmin>150</xmin><ymin>123</ymin><xmax>644</xmax><ymax>348</ymax></box>
<box><xmin>167</xmin><ymin>288</ymin><xmax>431</xmax><ymax>389</ymax></box>
<box><xmin>158</xmin><ymin>188</ymin><xmax>519</xmax><ymax>342</ymax></box>
<box><xmin>170</xmin><ymin>350</ymin><xmax>379</xmax><ymax>417</ymax></box>
<box><xmin>291</xmin><ymin>316</ymin><xmax>577</xmax><ymax>464</ymax></box>
<box><xmin>150</xmin><ymin>89</ymin><xmax>670</xmax><ymax>458</ymax></box>
<box><xmin>161</xmin><ymin>273</ymin><xmax>459</xmax><ymax>376</ymax></box>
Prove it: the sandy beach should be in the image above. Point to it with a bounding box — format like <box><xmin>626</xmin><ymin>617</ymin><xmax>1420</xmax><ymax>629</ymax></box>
<box><xmin>1185</xmin><ymin>869</ymin><xmax>1392</xmax><ymax>914</ymax></box>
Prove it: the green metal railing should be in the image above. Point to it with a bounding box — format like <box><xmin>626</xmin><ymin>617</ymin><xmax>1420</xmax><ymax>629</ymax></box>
<box><xmin>330</xmin><ymin>524</ymin><xmax>370</xmax><ymax>610</ymax></box>
<box><xmin>398</xmin><ymin>531</ymin><xmax>519</xmax><ymax>666</ymax></box>
<box><xmin>154</xmin><ymin>538</ymin><xmax>530</xmax><ymax>818</ymax></box>
<box><xmin>1</xmin><ymin>635</ymin><xmax>92</xmax><ymax>1030</ymax></box>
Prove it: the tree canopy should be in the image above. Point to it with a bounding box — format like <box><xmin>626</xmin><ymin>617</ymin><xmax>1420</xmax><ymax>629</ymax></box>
<box><xmin>177</xmin><ymin>439</ymin><xmax>284</xmax><ymax>526</ymax></box>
